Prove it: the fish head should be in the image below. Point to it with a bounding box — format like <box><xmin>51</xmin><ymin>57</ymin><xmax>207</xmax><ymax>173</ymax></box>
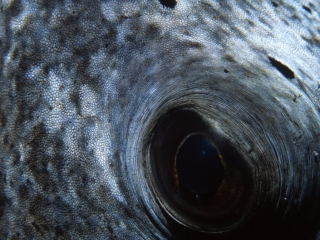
<box><xmin>0</xmin><ymin>0</ymin><xmax>320</xmax><ymax>239</ymax></box>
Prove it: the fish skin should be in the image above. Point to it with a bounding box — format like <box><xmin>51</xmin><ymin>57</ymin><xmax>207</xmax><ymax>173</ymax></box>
<box><xmin>0</xmin><ymin>0</ymin><xmax>320</xmax><ymax>239</ymax></box>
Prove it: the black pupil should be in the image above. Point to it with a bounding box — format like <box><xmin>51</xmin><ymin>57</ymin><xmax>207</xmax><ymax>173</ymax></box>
<box><xmin>176</xmin><ymin>134</ymin><xmax>224</xmax><ymax>195</ymax></box>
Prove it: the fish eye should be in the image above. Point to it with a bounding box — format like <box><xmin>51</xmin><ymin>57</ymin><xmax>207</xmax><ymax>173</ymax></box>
<box><xmin>147</xmin><ymin>108</ymin><xmax>255</xmax><ymax>235</ymax></box>
<box><xmin>175</xmin><ymin>133</ymin><xmax>224</xmax><ymax>197</ymax></box>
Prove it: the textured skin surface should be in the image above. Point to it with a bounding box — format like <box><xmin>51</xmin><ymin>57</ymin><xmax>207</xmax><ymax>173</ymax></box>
<box><xmin>1</xmin><ymin>0</ymin><xmax>320</xmax><ymax>239</ymax></box>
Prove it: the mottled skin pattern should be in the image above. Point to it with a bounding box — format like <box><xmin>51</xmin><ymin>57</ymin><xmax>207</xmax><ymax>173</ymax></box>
<box><xmin>0</xmin><ymin>0</ymin><xmax>320</xmax><ymax>239</ymax></box>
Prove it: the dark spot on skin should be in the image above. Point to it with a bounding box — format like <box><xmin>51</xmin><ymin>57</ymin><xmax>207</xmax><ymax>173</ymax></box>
<box><xmin>12</xmin><ymin>151</ymin><xmax>21</xmax><ymax>165</ymax></box>
<box><xmin>302</xmin><ymin>5</ymin><xmax>312</xmax><ymax>13</ymax></box>
<box><xmin>43</xmin><ymin>65</ymin><xmax>50</xmax><ymax>75</ymax></box>
<box><xmin>25</xmin><ymin>123</ymin><xmax>65</xmax><ymax>194</ymax></box>
<box><xmin>282</xmin><ymin>18</ymin><xmax>290</xmax><ymax>26</ymax></box>
<box><xmin>107</xmin><ymin>225</ymin><xmax>115</xmax><ymax>236</ymax></box>
<box><xmin>72</xmin><ymin>46</ymin><xmax>89</xmax><ymax>58</ymax></box>
<box><xmin>125</xmin><ymin>34</ymin><xmax>137</xmax><ymax>44</ymax></box>
<box><xmin>314</xmin><ymin>152</ymin><xmax>319</xmax><ymax>164</ymax></box>
<box><xmin>293</xmin><ymin>94</ymin><xmax>301</xmax><ymax>103</ymax></box>
<box><xmin>289</xmin><ymin>13</ymin><xmax>302</xmax><ymax>23</ymax></box>
<box><xmin>248</xmin><ymin>20</ymin><xmax>255</xmax><ymax>26</ymax></box>
<box><xmin>27</xmin><ymin>123</ymin><xmax>49</xmax><ymax>175</ymax></box>
<box><xmin>0</xmin><ymin>113</ymin><xmax>5</xmax><ymax>128</ymax></box>
<box><xmin>12</xmin><ymin>47</ymin><xmax>20</xmax><ymax>60</ymax></box>
<box><xmin>294</xmin><ymin>134</ymin><xmax>303</xmax><ymax>145</ymax></box>
<box><xmin>18</xmin><ymin>55</ymin><xmax>30</xmax><ymax>72</ymax></box>
<box><xmin>75</xmin><ymin>58</ymin><xmax>90</xmax><ymax>77</ymax></box>
<box><xmin>223</xmin><ymin>54</ymin><xmax>236</xmax><ymax>62</ymax></box>
<box><xmin>2</xmin><ymin>134</ymin><xmax>9</xmax><ymax>146</ymax></box>
<box><xmin>0</xmin><ymin>195</ymin><xmax>9</xmax><ymax>218</ymax></box>
<box><xmin>309</xmin><ymin>3</ymin><xmax>316</xmax><ymax>9</ymax></box>
<box><xmin>11</xmin><ymin>232</ymin><xmax>21</xmax><ymax>240</ymax></box>
<box><xmin>120</xmin><ymin>15</ymin><xmax>130</xmax><ymax>20</ymax></box>
<box><xmin>108</xmin><ymin>46</ymin><xmax>117</xmax><ymax>55</ymax></box>
<box><xmin>183</xmin><ymin>30</ymin><xmax>191</xmax><ymax>36</ymax></box>
<box><xmin>18</xmin><ymin>184</ymin><xmax>29</xmax><ymax>199</ymax></box>
<box><xmin>268</xmin><ymin>56</ymin><xmax>295</xmax><ymax>79</ymax></box>
<box><xmin>259</xmin><ymin>16</ymin><xmax>273</xmax><ymax>29</ymax></box>
<box><xmin>29</xmin><ymin>195</ymin><xmax>50</xmax><ymax>217</ymax></box>
<box><xmin>15</xmin><ymin>99</ymin><xmax>35</xmax><ymax>125</ymax></box>
<box><xmin>199</xmin><ymin>1</ymin><xmax>212</xmax><ymax>8</ymax></box>
<box><xmin>272</xmin><ymin>1</ymin><xmax>279</xmax><ymax>7</ymax></box>
<box><xmin>38</xmin><ymin>1</ymin><xmax>55</xmax><ymax>12</ymax></box>
<box><xmin>184</xmin><ymin>57</ymin><xmax>202</xmax><ymax>66</ymax></box>
<box><xmin>301</xmin><ymin>28</ymin><xmax>320</xmax><ymax>47</ymax></box>
<box><xmin>31</xmin><ymin>222</ymin><xmax>42</xmax><ymax>235</ymax></box>
<box><xmin>103</xmin><ymin>28</ymin><xmax>117</xmax><ymax>43</ymax></box>
<box><xmin>146</xmin><ymin>24</ymin><xmax>160</xmax><ymax>39</ymax></box>
<box><xmin>6</xmin><ymin>0</ymin><xmax>23</xmax><ymax>17</ymax></box>
<box><xmin>70</xmin><ymin>92</ymin><xmax>81</xmax><ymax>116</ymax></box>
<box><xmin>224</xmin><ymin>69</ymin><xmax>229</xmax><ymax>73</ymax></box>
<box><xmin>159</xmin><ymin>0</ymin><xmax>177</xmax><ymax>9</ymax></box>
<box><xmin>120</xmin><ymin>12</ymin><xmax>141</xmax><ymax>20</ymax></box>
<box><xmin>113</xmin><ymin>151</ymin><xmax>119</xmax><ymax>160</ymax></box>
<box><xmin>54</xmin><ymin>226</ymin><xmax>64</xmax><ymax>236</ymax></box>
<box><xmin>185</xmin><ymin>41</ymin><xmax>203</xmax><ymax>49</ymax></box>
<box><xmin>53</xmin><ymin>196</ymin><xmax>70</xmax><ymax>215</ymax></box>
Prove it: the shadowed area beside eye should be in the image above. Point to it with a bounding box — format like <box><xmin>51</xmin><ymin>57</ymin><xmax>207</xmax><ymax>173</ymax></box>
<box><xmin>159</xmin><ymin>0</ymin><xmax>177</xmax><ymax>8</ymax></box>
<box><xmin>176</xmin><ymin>134</ymin><xmax>224</xmax><ymax>195</ymax></box>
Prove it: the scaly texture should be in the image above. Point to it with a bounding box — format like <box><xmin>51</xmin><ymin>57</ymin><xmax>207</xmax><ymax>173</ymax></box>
<box><xmin>0</xmin><ymin>0</ymin><xmax>320</xmax><ymax>239</ymax></box>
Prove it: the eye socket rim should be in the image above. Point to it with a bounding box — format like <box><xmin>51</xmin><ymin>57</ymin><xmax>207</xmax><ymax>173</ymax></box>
<box><xmin>146</xmin><ymin>107</ymin><xmax>256</xmax><ymax>233</ymax></box>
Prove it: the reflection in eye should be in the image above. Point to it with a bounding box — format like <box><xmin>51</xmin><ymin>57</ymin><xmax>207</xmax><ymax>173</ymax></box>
<box><xmin>175</xmin><ymin>133</ymin><xmax>225</xmax><ymax>198</ymax></box>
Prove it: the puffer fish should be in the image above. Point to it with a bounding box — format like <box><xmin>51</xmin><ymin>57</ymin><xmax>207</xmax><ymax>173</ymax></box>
<box><xmin>1</xmin><ymin>0</ymin><xmax>320</xmax><ymax>239</ymax></box>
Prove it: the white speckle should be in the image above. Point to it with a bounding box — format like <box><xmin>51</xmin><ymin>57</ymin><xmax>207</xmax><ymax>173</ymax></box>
<box><xmin>79</xmin><ymin>85</ymin><xmax>98</xmax><ymax>117</ymax></box>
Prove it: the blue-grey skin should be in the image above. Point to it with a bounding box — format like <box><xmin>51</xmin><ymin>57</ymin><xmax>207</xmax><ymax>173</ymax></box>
<box><xmin>1</xmin><ymin>0</ymin><xmax>320</xmax><ymax>239</ymax></box>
